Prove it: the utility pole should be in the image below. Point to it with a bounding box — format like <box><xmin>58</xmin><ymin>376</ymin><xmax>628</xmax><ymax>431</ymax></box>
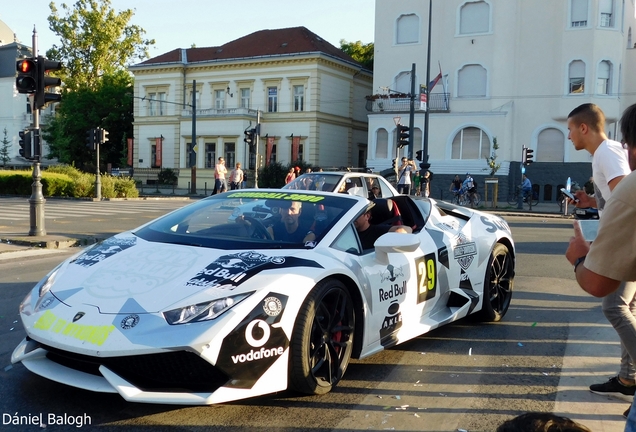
<box><xmin>254</xmin><ymin>109</ymin><xmax>260</xmax><ymax>188</ymax></box>
<box><xmin>190</xmin><ymin>80</ymin><xmax>197</xmax><ymax>194</ymax></box>
<box><xmin>421</xmin><ymin>0</ymin><xmax>433</xmax><ymax>173</ymax></box>
<box><xmin>29</xmin><ymin>28</ymin><xmax>45</xmax><ymax>236</ymax></box>
<box><xmin>408</xmin><ymin>63</ymin><xmax>416</xmax><ymax>161</ymax></box>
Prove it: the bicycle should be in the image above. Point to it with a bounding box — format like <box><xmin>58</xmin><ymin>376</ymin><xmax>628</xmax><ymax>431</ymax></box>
<box><xmin>452</xmin><ymin>187</ymin><xmax>480</xmax><ymax>207</ymax></box>
<box><xmin>507</xmin><ymin>185</ymin><xmax>538</xmax><ymax>208</ymax></box>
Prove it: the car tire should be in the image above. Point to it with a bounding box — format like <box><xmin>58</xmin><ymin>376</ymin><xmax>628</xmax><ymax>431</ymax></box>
<box><xmin>289</xmin><ymin>279</ymin><xmax>355</xmax><ymax>395</ymax></box>
<box><xmin>477</xmin><ymin>243</ymin><xmax>514</xmax><ymax>322</ymax></box>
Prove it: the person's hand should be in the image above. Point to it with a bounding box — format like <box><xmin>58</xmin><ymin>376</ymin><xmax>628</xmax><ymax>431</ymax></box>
<box><xmin>572</xmin><ymin>190</ymin><xmax>595</xmax><ymax>208</ymax></box>
<box><xmin>303</xmin><ymin>231</ymin><xmax>316</xmax><ymax>243</ymax></box>
<box><xmin>565</xmin><ymin>221</ymin><xmax>591</xmax><ymax>265</ymax></box>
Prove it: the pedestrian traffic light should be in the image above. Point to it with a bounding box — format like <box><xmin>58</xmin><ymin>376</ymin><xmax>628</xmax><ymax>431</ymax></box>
<box><xmin>16</xmin><ymin>58</ymin><xmax>37</xmax><ymax>94</ymax></box>
<box><xmin>415</xmin><ymin>150</ymin><xmax>423</xmax><ymax>161</ymax></box>
<box><xmin>19</xmin><ymin>129</ymin><xmax>33</xmax><ymax>159</ymax></box>
<box><xmin>86</xmin><ymin>128</ymin><xmax>96</xmax><ymax>151</ymax></box>
<box><xmin>244</xmin><ymin>128</ymin><xmax>256</xmax><ymax>148</ymax></box>
<box><xmin>35</xmin><ymin>56</ymin><xmax>62</xmax><ymax>110</ymax></box>
<box><xmin>522</xmin><ymin>146</ymin><xmax>534</xmax><ymax>166</ymax></box>
<box><xmin>397</xmin><ymin>124</ymin><xmax>409</xmax><ymax>149</ymax></box>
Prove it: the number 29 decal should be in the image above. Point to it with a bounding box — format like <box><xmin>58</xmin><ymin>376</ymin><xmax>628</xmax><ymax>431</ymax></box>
<box><xmin>415</xmin><ymin>253</ymin><xmax>437</xmax><ymax>304</ymax></box>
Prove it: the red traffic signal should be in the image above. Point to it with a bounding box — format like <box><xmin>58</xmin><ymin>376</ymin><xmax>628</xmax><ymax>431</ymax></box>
<box><xmin>16</xmin><ymin>58</ymin><xmax>37</xmax><ymax>93</ymax></box>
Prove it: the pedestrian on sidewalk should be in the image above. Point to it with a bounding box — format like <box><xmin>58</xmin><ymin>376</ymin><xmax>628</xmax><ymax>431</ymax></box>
<box><xmin>229</xmin><ymin>163</ymin><xmax>244</xmax><ymax>190</ymax></box>
<box><xmin>566</xmin><ymin>102</ymin><xmax>636</xmax><ymax>423</ymax></box>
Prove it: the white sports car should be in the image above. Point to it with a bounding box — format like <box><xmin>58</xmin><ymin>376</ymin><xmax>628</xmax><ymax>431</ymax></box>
<box><xmin>12</xmin><ymin>189</ymin><xmax>515</xmax><ymax>405</ymax></box>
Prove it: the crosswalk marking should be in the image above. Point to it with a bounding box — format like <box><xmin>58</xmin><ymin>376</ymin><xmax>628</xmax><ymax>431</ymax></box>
<box><xmin>0</xmin><ymin>198</ymin><xmax>193</xmax><ymax>222</ymax></box>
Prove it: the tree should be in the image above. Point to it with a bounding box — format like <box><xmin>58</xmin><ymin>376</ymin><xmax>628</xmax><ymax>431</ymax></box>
<box><xmin>340</xmin><ymin>39</ymin><xmax>374</xmax><ymax>70</ymax></box>
<box><xmin>42</xmin><ymin>71</ymin><xmax>134</xmax><ymax>171</ymax></box>
<box><xmin>46</xmin><ymin>0</ymin><xmax>155</xmax><ymax>91</ymax></box>
<box><xmin>0</xmin><ymin>128</ymin><xmax>11</xmax><ymax>166</ymax></box>
<box><xmin>484</xmin><ymin>137</ymin><xmax>502</xmax><ymax>176</ymax></box>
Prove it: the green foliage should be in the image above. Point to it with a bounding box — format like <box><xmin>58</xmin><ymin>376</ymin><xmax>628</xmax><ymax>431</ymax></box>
<box><xmin>0</xmin><ymin>168</ymin><xmax>138</xmax><ymax>198</ymax></box>
<box><xmin>258</xmin><ymin>161</ymin><xmax>313</xmax><ymax>188</ymax></box>
<box><xmin>340</xmin><ymin>39</ymin><xmax>374</xmax><ymax>70</ymax></box>
<box><xmin>0</xmin><ymin>128</ymin><xmax>11</xmax><ymax>166</ymax></box>
<box><xmin>258</xmin><ymin>162</ymin><xmax>288</xmax><ymax>188</ymax></box>
<box><xmin>46</xmin><ymin>0</ymin><xmax>155</xmax><ymax>91</ymax></box>
<box><xmin>42</xmin><ymin>72</ymin><xmax>134</xmax><ymax>172</ymax></box>
<box><xmin>158</xmin><ymin>168</ymin><xmax>178</xmax><ymax>185</ymax></box>
<box><xmin>484</xmin><ymin>137</ymin><xmax>502</xmax><ymax>176</ymax></box>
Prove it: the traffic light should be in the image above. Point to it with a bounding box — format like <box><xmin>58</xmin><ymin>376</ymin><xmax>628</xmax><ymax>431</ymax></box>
<box><xmin>16</xmin><ymin>58</ymin><xmax>37</xmax><ymax>94</ymax></box>
<box><xmin>391</xmin><ymin>157</ymin><xmax>398</xmax><ymax>171</ymax></box>
<box><xmin>415</xmin><ymin>150</ymin><xmax>423</xmax><ymax>161</ymax></box>
<box><xmin>244</xmin><ymin>128</ymin><xmax>256</xmax><ymax>148</ymax></box>
<box><xmin>397</xmin><ymin>124</ymin><xmax>409</xmax><ymax>148</ymax></box>
<box><xmin>19</xmin><ymin>129</ymin><xmax>33</xmax><ymax>159</ymax></box>
<box><xmin>98</xmin><ymin>128</ymin><xmax>109</xmax><ymax>144</ymax></box>
<box><xmin>86</xmin><ymin>128</ymin><xmax>96</xmax><ymax>151</ymax></box>
<box><xmin>522</xmin><ymin>146</ymin><xmax>534</xmax><ymax>166</ymax></box>
<box><xmin>35</xmin><ymin>56</ymin><xmax>62</xmax><ymax>110</ymax></box>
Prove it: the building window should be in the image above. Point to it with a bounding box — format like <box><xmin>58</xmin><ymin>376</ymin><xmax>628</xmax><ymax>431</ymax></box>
<box><xmin>269</xmin><ymin>144</ymin><xmax>277</xmax><ymax>165</ymax></box>
<box><xmin>537</xmin><ymin>128</ymin><xmax>565</xmax><ymax>162</ymax></box>
<box><xmin>597</xmin><ymin>60</ymin><xmax>611</xmax><ymax>95</ymax></box>
<box><xmin>298</xmin><ymin>143</ymin><xmax>304</xmax><ymax>161</ymax></box>
<box><xmin>158</xmin><ymin>92</ymin><xmax>166</xmax><ymax>115</ymax></box>
<box><xmin>459</xmin><ymin>1</ymin><xmax>490</xmax><ymax>34</ymax></box>
<box><xmin>457</xmin><ymin>64</ymin><xmax>487</xmax><ymax>97</ymax></box>
<box><xmin>189</xmin><ymin>90</ymin><xmax>200</xmax><ymax>107</ymax></box>
<box><xmin>205</xmin><ymin>143</ymin><xmax>216</xmax><ymax>168</ymax></box>
<box><xmin>599</xmin><ymin>0</ymin><xmax>614</xmax><ymax>27</ymax></box>
<box><xmin>148</xmin><ymin>92</ymin><xmax>156</xmax><ymax>116</ymax></box>
<box><xmin>214</xmin><ymin>89</ymin><xmax>225</xmax><ymax>109</ymax></box>
<box><xmin>268</xmin><ymin>87</ymin><xmax>278</xmax><ymax>112</ymax></box>
<box><xmin>396</xmin><ymin>13</ymin><xmax>419</xmax><ymax>44</ymax></box>
<box><xmin>569</xmin><ymin>60</ymin><xmax>586</xmax><ymax>94</ymax></box>
<box><xmin>240</xmin><ymin>88</ymin><xmax>250</xmax><ymax>108</ymax></box>
<box><xmin>293</xmin><ymin>85</ymin><xmax>304</xmax><ymax>111</ymax></box>
<box><xmin>451</xmin><ymin>127</ymin><xmax>490</xmax><ymax>160</ymax></box>
<box><xmin>151</xmin><ymin>144</ymin><xmax>157</xmax><ymax>167</ymax></box>
<box><xmin>186</xmin><ymin>142</ymin><xmax>196</xmax><ymax>168</ymax></box>
<box><xmin>225</xmin><ymin>142</ymin><xmax>235</xmax><ymax>168</ymax></box>
<box><xmin>375</xmin><ymin>129</ymin><xmax>388</xmax><ymax>159</ymax></box>
<box><xmin>395</xmin><ymin>71</ymin><xmax>412</xmax><ymax>94</ymax></box>
<box><xmin>571</xmin><ymin>0</ymin><xmax>588</xmax><ymax>27</ymax></box>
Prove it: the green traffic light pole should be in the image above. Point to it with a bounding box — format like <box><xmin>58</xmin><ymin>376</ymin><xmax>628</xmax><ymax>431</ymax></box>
<box><xmin>29</xmin><ymin>27</ymin><xmax>45</xmax><ymax>236</ymax></box>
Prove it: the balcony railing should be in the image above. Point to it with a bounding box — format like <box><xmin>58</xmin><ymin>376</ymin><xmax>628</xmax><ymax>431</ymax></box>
<box><xmin>365</xmin><ymin>93</ymin><xmax>451</xmax><ymax>113</ymax></box>
<box><xmin>181</xmin><ymin>107</ymin><xmax>259</xmax><ymax>117</ymax></box>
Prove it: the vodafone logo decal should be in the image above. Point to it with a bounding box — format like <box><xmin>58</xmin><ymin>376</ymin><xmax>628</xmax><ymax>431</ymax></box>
<box><xmin>231</xmin><ymin>319</ymin><xmax>284</xmax><ymax>364</ymax></box>
<box><xmin>245</xmin><ymin>319</ymin><xmax>270</xmax><ymax>347</ymax></box>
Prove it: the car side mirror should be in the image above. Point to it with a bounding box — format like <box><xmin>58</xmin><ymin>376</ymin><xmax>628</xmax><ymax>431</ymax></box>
<box><xmin>374</xmin><ymin>233</ymin><xmax>420</xmax><ymax>265</ymax></box>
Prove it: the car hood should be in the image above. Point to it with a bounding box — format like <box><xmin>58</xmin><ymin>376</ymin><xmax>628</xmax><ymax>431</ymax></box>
<box><xmin>48</xmin><ymin>234</ymin><xmax>323</xmax><ymax>314</ymax></box>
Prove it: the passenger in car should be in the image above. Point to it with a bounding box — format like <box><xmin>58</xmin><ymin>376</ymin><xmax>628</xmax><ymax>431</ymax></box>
<box><xmin>354</xmin><ymin>203</ymin><xmax>412</xmax><ymax>250</ymax></box>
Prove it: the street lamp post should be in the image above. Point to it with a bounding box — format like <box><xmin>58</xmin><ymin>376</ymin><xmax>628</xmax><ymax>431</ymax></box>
<box><xmin>421</xmin><ymin>0</ymin><xmax>433</xmax><ymax>172</ymax></box>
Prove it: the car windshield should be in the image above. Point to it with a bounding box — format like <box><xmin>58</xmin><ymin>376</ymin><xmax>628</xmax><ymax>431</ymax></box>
<box><xmin>135</xmin><ymin>190</ymin><xmax>356</xmax><ymax>250</ymax></box>
<box><xmin>283</xmin><ymin>173</ymin><xmax>343</xmax><ymax>192</ymax></box>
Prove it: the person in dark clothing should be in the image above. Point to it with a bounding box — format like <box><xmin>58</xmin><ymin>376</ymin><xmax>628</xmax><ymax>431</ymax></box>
<box><xmin>266</xmin><ymin>201</ymin><xmax>315</xmax><ymax>243</ymax></box>
<box><xmin>354</xmin><ymin>203</ymin><xmax>411</xmax><ymax>250</ymax></box>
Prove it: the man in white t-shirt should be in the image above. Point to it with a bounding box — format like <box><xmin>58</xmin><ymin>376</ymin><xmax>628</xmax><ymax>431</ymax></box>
<box><xmin>397</xmin><ymin>157</ymin><xmax>416</xmax><ymax>195</ymax></box>
<box><xmin>567</xmin><ymin>103</ymin><xmax>635</xmax><ymax>410</ymax></box>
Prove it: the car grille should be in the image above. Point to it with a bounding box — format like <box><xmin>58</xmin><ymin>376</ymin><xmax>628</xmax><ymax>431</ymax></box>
<box><xmin>40</xmin><ymin>343</ymin><xmax>229</xmax><ymax>393</ymax></box>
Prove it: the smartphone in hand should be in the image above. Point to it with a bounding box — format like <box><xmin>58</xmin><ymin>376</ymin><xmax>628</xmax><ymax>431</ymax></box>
<box><xmin>560</xmin><ymin>187</ymin><xmax>579</xmax><ymax>203</ymax></box>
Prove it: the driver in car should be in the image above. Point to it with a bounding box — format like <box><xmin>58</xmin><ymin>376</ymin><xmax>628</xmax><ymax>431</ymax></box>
<box><xmin>266</xmin><ymin>201</ymin><xmax>316</xmax><ymax>243</ymax></box>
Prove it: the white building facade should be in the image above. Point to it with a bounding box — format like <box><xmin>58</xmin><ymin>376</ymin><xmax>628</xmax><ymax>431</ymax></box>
<box><xmin>129</xmin><ymin>27</ymin><xmax>372</xmax><ymax>189</ymax></box>
<box><xmin>369</xmin><ymin>0</ymin><xmax>636</xmax><ymax>200</ymax></box>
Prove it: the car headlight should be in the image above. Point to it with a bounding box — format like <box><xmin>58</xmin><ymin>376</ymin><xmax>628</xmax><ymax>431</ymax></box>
<box><xmin>38</xmin><ymin>267</ymin><xmax>60</xmax><ymax>298</ymax></box>
<box><xmin>163</xmin><ymin>292</ymin><xmax>252</xmax><ymax>325</ymax></box>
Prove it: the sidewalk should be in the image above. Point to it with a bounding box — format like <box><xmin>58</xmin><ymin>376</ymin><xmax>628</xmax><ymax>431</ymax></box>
<box><xmin>0</xmin><ymin>200</ymin><xmax>569</xmax><ymax>255</ymax></box>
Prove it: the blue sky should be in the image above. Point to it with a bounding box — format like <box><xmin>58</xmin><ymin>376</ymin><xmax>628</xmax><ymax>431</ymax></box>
<box><xmin>1</xmin><ymin>0</ymin><xmax>375</xmax><ymax>57</ymax></box>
